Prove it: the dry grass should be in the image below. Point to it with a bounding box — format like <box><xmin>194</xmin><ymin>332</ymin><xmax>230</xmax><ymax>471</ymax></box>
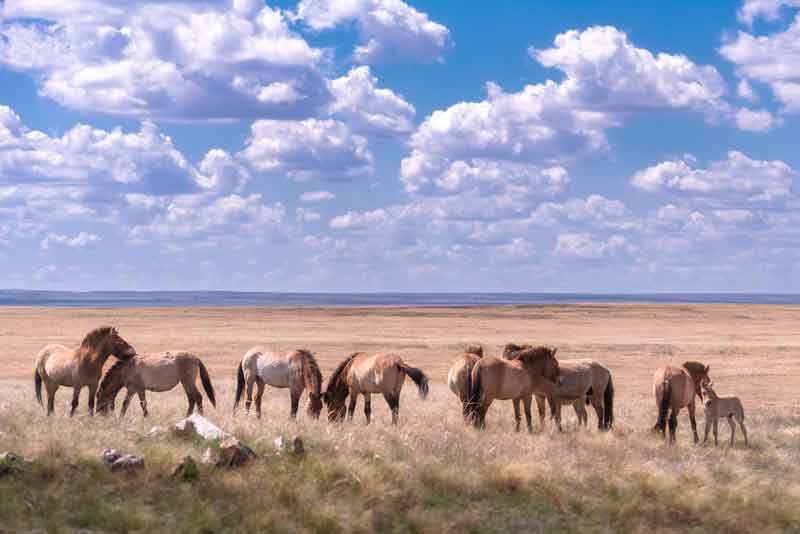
<box><xmin>1</xmin><ymin>304</ymin><xmax>800</xmax><ymax>532</ymax></box>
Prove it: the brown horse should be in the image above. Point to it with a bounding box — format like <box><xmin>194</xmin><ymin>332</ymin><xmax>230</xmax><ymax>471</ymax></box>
<box><xmin>653</xmin><ymin>361</ymin><xmax>711</xmax><ymax>444</ymax></box>
<box><xmin>447</xmin><ymin>345</ymin><xmax>484</xmax><ymax>417</ymax></box>
<box><xmin>34</xmin><ymin>326</ymin><xmax>137</xmax><ymax>416</ymax></box>
<box><xmin>536</xmin><ymin>359</ymin><xmax>614</xmax><ymax>431</ymax></box>
<box><xmin>234</xmin><ymin>348</ymin><xmax>323</xmax><ymax>419</ymax></box>
<box><xmin>96</xmin><ymin>351</ymin><xmax>216</xmax><ymax>417</ymax></box>
<box><xmin>467</xmin><ymin>346</ymin><xmax>561</xmax><ymax>432</ymax></box>
<box><xmin>323</xmin><ymin>352</ymin><xmax>429</xmax><ymax>424</ymax></box>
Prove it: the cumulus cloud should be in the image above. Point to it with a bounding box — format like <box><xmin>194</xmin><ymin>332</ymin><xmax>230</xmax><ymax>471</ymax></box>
<box><xmin>554</xmin><ymin>233</ymin><xmax>633</xmax><ymax>259</ymax></box>
<box><xmin>300</xmin><ymin>190</ymin><xmax>335</xmax><ymax>203</ymax></box>
<box><xmin>734</xmin><ymin>107</ymin><xmax>776</xmax><ymax>131</ymax></box>
<box><xmin>0</xmin><ymin>1</ymin><xmax>329</xmax><ymax>120</ymax></box>
<box><xmin>737</xmin><ymin>0</ymin><xmax>800</xmax><ymax>25</ymax></box>
<box><xmin>295</xmin><ymin>0</ymin><xmax>451</xmax><ymax>63</ymax></box>
<box><xmin>240</xmin><ymin>119</ymin><xmax>374</xmax><ymax>181</ymax></box>
<box><xmin>328</xmin><ymin>66</ymin><xmax>415</xmax><ymax>135</ymax></box>
<box><xmin>721</xmin><ymin>14</ymin><xmax>800</xmax><ymax>112</ymax></box>
<box><xmin>631</xmin><ymin>151</ymin><xmax>795</xmax><ymax>202</ymax></box>
<box><xmin>40</xmin><ymin>231</ymin><xmax>100</xmax><ymax>251</ymax></box>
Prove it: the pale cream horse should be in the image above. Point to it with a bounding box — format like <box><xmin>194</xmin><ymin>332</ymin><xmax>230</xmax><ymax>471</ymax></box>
<box><xmin>702</xmin><ymin>381</ymin><xmax>748</xmax><ymax>447</ymax></box>
<box><xmin>34</xmin><ymin>326</ymin><xmax>137</xmax><ymax>416</ymax></box>
<box><xmin>234</xmin><ymin>348</ymin><xmax>323</xmax><ymax>419</ymax></box>
<box><xmin>324</xmin><ymin>352</ymin><xmax>429</xmax><ymax>424</ymax></box>
<box><xmin>447</xmin><ymin>345</ymin><xmax>484</xmax><ymax>417</ymax></box>
<box><xmin>96</xmin><ymin>351</ymin><xmax>216</xmax><ymax>417</ymax></box>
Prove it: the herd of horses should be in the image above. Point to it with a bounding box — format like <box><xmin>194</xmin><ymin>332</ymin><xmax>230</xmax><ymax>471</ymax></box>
<box><xmin>32</xmin><ymin>326</ymin><xmax>747</xmax><ymax>446</ymax></box>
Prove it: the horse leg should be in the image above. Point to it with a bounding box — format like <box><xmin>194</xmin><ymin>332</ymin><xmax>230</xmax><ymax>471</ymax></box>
<box><xmin>687</xmin><ymin>401</ymin><xmax>699</xmax><ymax>444</ymax></box>
<box><xmin>184</xmin><ymin>387</ymin><xmax>195</xmax><ymax>417</ymax></box>
<box><xmin>87</xmin><ymin>383</ymin><xmax>98</xmax><ymax>417</ymax></box>
<box><xmin>703</xmin><ymin>413</ymin><xmax>711</xmax><ymax>445</ymax></box>
<box><xmin>713</xmin><ymin>417</ymin><xmax>719</xmax><ymax>446</ymax></box>
<box><xmin>574</xmin><ymin>401</ymin><xmax>587</xmax><ymax>427</ymax></box>
<box><xmin>121</xmin><ymin>390</ymin><xmax>135</xmax><ymax>417</ymax></box>
<box><xmin>550</xmin><ymin>397</ymin><xmax>563</xmax><ymax>432</ymax></box>
<box><xmin>590</xmin><ymin>391</ymin><xmax>604</xmax><ymax>430</ymax></box>
<box><xmin>535</xmin><ymin>395</ymin><xmax>546</xmax><ymax>427</ymax></box>
<box><xmin>347</xmin><ymin>390</ymin><xmax>358</xmax><ymax>422</ymax></box>
<box><xmin>363</xmin><ymin>394</ymin><xmax>372</xmax><ymax>425</ymax></box>
<box><xmin>739</xmin><ymin>418</ymin><xmax>748</xmax><ymax>446</ymax></box>
<box><xmin>46</xmin><ymin>383</ymin><xmax>58</xmax><ymax>416</ymax></box>
<box><xmin>668</xmin><ymin>409</ymin><xmax>678</xmax><ymax>445</ymax></box>
<box><xmin>254</xmin><ymin>380</ymin><xmax>265</xmax><ymax>419</ymax></box>
<box><xmin>290</xmin><ymin>388</ymin><xmax>301</xmax><ymax>420</ymax></box>
<box><xmin>137</xmin><ymin>390</ymin><xmax>149</xmax><ymax>417</ymax></box>
<box><xmin>383</xmin><ymin>392</ymin><xmax>399</xmax><ymax>425</ymax></box>
<box><xmin>69</xmin><ymin>386</ymin><xmax>81</xmax><ymax>417</ymax></box>
<box><xmin>726</xmin><ymin>416</ymin><xmax>736</xmax><ymax>447</ymax></box>
<box><xmin>523</xmin><ymin>396</ymin><xmax>533</xmax><ymax>433</ymax></box>
<box><xmin>245</xmin><ymin>378</ymin><xmax>255</xmax><ymax>414</ymax></box>
<box><xmin>513</xmin><ymin>398</ymin><xmax>522</xmax><ymax>432</ymax></box>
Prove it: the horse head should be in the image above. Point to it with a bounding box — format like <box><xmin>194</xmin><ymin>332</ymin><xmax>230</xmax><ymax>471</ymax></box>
<box><xmin>96</xmin><ymin>359</ymin><xmax>128</xmax><ymax>415</ymax></box>
<box><xmin>683</xmin><ymin>361</ymin><xmax>711</xmax><ymax>400</ymax></box>
<box><xmin>308</xmin><ymin>392</ymin><xmax>323</xmax><ymax>419</ymax></box>
<box><xmin>517</xmin><ymin>346</ymin><xmax>560</xmax><ymax>384</ymax></box>
<box><xmin>322</xmin><ymin>390</ymin><xmax>347</xmax><ymax>422</ymax></box>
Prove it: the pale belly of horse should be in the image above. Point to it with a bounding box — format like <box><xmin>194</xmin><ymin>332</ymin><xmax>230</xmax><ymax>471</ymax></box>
<box><xmin>257</xmin><ymin>361</ymin><xmax>293</xmax><ymax>387</ymax></box>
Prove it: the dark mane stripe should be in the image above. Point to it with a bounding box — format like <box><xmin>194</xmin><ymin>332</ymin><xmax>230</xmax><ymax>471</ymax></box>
<box><xmin>98</xmin><ymin>358</ymin><xmax>128</xmax><ymax>394</ymax></box>
<box><xmin>80</xmin><ymin>326</ymin><xmax>114</xmax><ymax>348</ymax></box>
<box><xmin>324</xmin><ymin>352</ymin><xmax>360</xmax><ymax>397</ymax></box>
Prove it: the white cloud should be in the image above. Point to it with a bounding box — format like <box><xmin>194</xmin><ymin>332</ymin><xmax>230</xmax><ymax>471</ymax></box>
<box><xmin>532</xmin><ymin>195</ymin><xmax>638</xmax><ymax>231</ymax></box>
<box><xmin>631</xmin><ymin>151</ymin><xmax>794</xmax><ymax>202</ymax></box>
<box><xmin>735</xmin><ymin>107</ymin><xmax>776</xmax><ymax>131</ymax></box>
<box><xmin>531</xmin><ymin>26</ymin><xmax>727</xmax><ymax>113</ymax></box>
<box><xmin>721</xmin><ymin>14</ymin><xmax>800</xmax><ymax>112</ymax></box>
<box><xmin>738</xmin><ymin>0</ymin><xmax>800</xmax><ymax>25</ymax></box>
<box><xmin>737</xmin><ymin>79</ymin><xmax>758</xmax><ymax>101</ymax></box>
<box><xmin>240</xmin><ymin>119</ymin><xmax>374</xmax><ymax>181</ymax></box>
<box><xmin>295</xmin><ymin>0</ymin><xmax>451</xmax><ymax>63</ymax></box>
<box><xmin>328</xmin><ymin>66</ymin><xmax>415</xmax><ymax>136</ymax></box>
<box><xmin>40</xmin><ymin>231</ymin><xmax>100</xmax><ymax>251</ymax></box>
<box><xmin>554</xmin><ymin>233</ymin><xmax>633</xmax><ymax>259</ymax></box>
<box><xmin>197</xmin><ymin>149</ymin><xmax>251</xmax><ymax>192</ymax></box>
<box><xmin>296</xmin><ymin>207</ymin><xmax>321</xmax><ymax>223</ymax></box>
<box><xmin>300</xmin><ymin>190</ymin><xmax>335</xmax><ymax>203</ymax></box>
<box><xmin>0</xmin><ymin>1</ymin><xmax>329</xmax><ymax>120</ymax></box>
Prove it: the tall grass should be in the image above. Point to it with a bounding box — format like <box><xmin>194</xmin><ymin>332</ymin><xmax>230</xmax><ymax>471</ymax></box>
<box><xmin>1</xmin><ymin>379</ymin><xmax>799</xmax><ymax>533</ymax></box>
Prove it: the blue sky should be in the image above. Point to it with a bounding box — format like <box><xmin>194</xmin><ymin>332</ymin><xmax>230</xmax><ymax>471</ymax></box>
<box><xmin>0</xmin><ymin>0</ymin><xmax>799</xmax><ymax>292</ymax></box>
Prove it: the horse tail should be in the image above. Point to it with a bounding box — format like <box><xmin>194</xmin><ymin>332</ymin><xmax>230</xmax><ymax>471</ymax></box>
<box><xmin>603</xmin><ymin>374</ymin><xmax>614</xmax><ymax>429</ymax></box>
<box><xmin>34</xmin><ymin>368</ymin><xmax>43</xmax><ymax>407</ymax></box>
<box><xmin>656</xmin><ymin>379</ymin><xmax>671</xmax><ymax>432</ymax></box>
<box><xmin>233</xmin><ymin>360</ymin><xmax>245</xmax><ymax>412</ymax></box>
<box><xmin>466</xmin><ymin>365</ymin><xmax>483</xmax><ymax>421</ymax></box>
<box><xmin>197</xmin><ymin>360</ymin><xmax>216</xmax><ymax>408</ymax></box>
<box><xmin>398</xmin><ymin>363</ymin><xmax>429</xmax><ymax>399</ymax></box>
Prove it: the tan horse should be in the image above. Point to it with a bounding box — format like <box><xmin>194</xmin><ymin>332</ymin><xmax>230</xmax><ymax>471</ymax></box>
<box><xmin>323</xmin><ymin>352</ymin><xmax>429</xmax><ymax>424</ymax></box>
<box><xmin>467</xmin><ymin>346</ymin><xmax>561</xmax><ymax>432</ymax></box>
<box><xmin>234</xmin><ymin>348</ymin><xmax>323</xmax><ymax>420</ymax></box>
<box><xmin>702</xmin><ymin>381</ymin><xmax>748</xmax><ymax>447</ymax></box>
<box><xmin>96</xmin><ymin>351</ymin><xmax>216</xmax><ymax>417</ymax></box>
<box><xmin>447</xmin><ymin>345</ymin><xmax>484</xmax><ymax>417</ymax></box>
<box><xmin>653</xmin><ymin>361</ymin><xmax>711</xmax><ymax>444</ymax></box>
<box><xmin>34</xmin><ymin>326</ymin><xmax>137</xmax><ymax>416</ymax></box>
<box><xmin>536</xmin><ymin>359</ymin><xmax>614</xmax><ymax>431</ymax></box>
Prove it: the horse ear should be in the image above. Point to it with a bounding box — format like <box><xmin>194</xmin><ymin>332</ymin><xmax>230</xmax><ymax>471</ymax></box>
<box><xmin>111</xmin><ymin>326</ymin><xmax>118</xmax><ymax>335</ymax></box>
<box><xmin>705</xmin><ymin>365</ymin><xmax>710</xmax><ymax>374</ymax></box>
<box><xmin>551</xmin><ymin>347</ymin><xmax>558</xmax><ymax>357</ymax></box>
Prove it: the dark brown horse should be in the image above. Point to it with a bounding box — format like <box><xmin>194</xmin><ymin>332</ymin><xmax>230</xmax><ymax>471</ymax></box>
<box><xmin>467</xmin><ymin>346</ymin><xmax>561</xmax><ymax>431</ymax></box>
<box><xmin>34</xmin><ymin>326</ymin><xmax>137</xmax><ymax>416</ymax></box>
<box><xmin>653</xmin><ymin>361</ymin><xmax>711</xmax><ymax>444</ymax></box>
<box><xmin>323</xmin><ymin>352</ymin><xmax>429</xmax><ymax>424</ymax></box>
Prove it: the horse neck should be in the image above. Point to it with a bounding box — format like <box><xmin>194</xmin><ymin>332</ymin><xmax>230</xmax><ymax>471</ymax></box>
<box><xmin>82</xmin><ymin>344</ymin><xmax>113</xmax><ymax>368</ymax></box>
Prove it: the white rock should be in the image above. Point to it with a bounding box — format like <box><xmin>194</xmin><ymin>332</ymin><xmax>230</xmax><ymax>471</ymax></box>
<box><xmin>173</xmin><ymin>414</ymin><xmax>231</xmax><ymax>441</ymax></box>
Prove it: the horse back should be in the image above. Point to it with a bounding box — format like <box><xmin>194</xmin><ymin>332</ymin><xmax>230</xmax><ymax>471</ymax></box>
<box><xmin>245</xmin><ymin>348</ymin><xmax>295</xmax><ymax>388</ymax></box>
<box><xmin>350</xmin><ymin>353</ymin><xmax>403</xmax><ymax>393</ymax></box>
<box><xmin>473</xmin><ymin>356</ymin><xmax>530</xmax><ymax>399</ymax></box>
<box><xmin>653</xmin><ymin>365</ymin><xmax>694</xmax><ymax>408</ymax></box>
<box><xmin>37</xmin><ymin>344</ymin><xmax>79</xmax><ymax>385</ymax></box>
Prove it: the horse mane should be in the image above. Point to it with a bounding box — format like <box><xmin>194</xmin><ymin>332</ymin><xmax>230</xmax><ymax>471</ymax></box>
<box><xmin>682</xmin><ymin>361</ymin><xmax>708</xmax><ymax>377</ymax></box>
<box><xmin>502</xmin><ymin>343</ymin><xmax>531</xmax><ymax>359</ymax></box>
<box><xmin>297</xmin><ymin>349</ymin><xmax>322</xmax><ymax>395</ymax></box>
<box><xmin>324</xmin><ymin>352</ymin><xmax>360</xmax><ymax>399</ymax></box>
<box><xmin>81</xmin><ymin>326</ymin><xmax>115</xmax><ymax>349</ymax></box>
<box><xmin>464</xmin><ymin>345</ymin><xmax>484</xmax><ymax>358</ymax></box>
<box><xmin>98</xmin><ymin>358</ymin><xmax>128</xmax><ymax>394</ymax></box>
<box><xmin>513</xmin><ymin>346</ymin><xmax>556</xmax><ymax>365</ymax></box>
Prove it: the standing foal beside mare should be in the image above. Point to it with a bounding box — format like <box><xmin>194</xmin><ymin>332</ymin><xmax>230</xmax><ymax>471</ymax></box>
<box><xmin>324</xmin><ymin>352</ymin><xmax>429</xmax><ymax>424</ymax></box>
<box><xmin>702</xmin><ymin>382</ymin><xmax>748</xmax><ymax>447</ymax></box>
<box><xmin>34</xmin><ymin>326</ymin><xmax>137</xmax><ymax>416</ymax></box>
<box><xmin>96</xmin><ymin>351</ymin><xmax>216</xmax><ymax>417</ymax></box>
<box><xmin>653</xmin><ymin>361</ymin><xmax>711</xmax><ymax>444</ymax></box>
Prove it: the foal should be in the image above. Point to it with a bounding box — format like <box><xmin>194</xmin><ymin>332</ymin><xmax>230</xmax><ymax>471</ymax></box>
<box><xmin>702</xmin><ymin>382</ymin><xmax>748</xmax><ymax>447</ymax></box>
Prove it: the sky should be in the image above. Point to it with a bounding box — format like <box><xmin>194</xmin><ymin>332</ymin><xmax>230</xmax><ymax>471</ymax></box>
<box><xmin>0</xmin><ymin>0</ymin><xmax>799</xmax><ymax>292</ymax></box>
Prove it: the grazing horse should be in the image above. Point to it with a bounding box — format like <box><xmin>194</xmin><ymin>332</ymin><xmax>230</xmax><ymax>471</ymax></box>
<box><xmin>234</xmin><ymin>348</ymin><xmax>323</xmax><ymax>420</ymax></box>
<box><xmin>653</xmin><ymin>361</ymin><xmax>711</xmax><ymax>444</ymax></box>
<box><xmin>96</xmin><ymin>351</ymin><xmax>216</xmax><ymax>417</ymax></box>
<box><xmin>702</xmin><ymin>382</ymin><xmax>748</xmax><ymax>447</ymax></box>
<box><xmin>535</xmin><ymin>360</ymin><xmax>614</xmax><ymax>431</ymax></box>
<box><xmin>447</xmin><ymin>345</ymin><xmax>484</xmax><ymax>417</ymax></box>
<box><xmin>323</xmin><ymin>352</ymin><xmax>429</xmax><ymax>424</ymax></box>
<box><xmin>468</xmin><ymin>346</ymin><xmax>561</xmax><ymax>432</ymax></box>
<box><xmin>34</xmin><ymin>326</ymin><xmax>137</xmax><ymax>416</ymax></box>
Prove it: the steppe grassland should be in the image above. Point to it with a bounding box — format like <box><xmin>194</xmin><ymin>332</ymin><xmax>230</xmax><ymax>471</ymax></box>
<box><xmin>1</xmin><ymin>304</ymin><xmax>799</xmax><ymax>533</ymax></box>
